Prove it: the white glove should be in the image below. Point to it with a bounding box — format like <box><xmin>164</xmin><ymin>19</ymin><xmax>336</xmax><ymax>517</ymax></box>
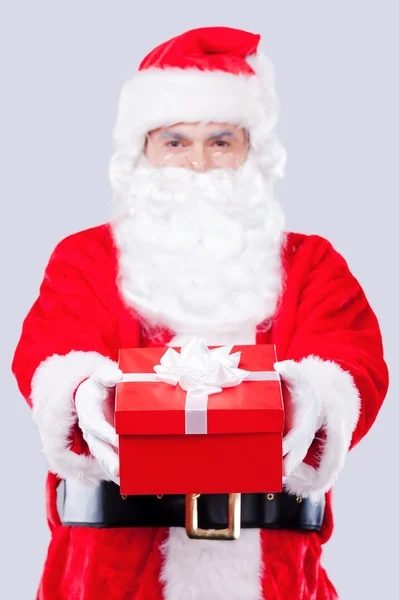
<box><xmin>273</xmin><ymin>359</ymin><xmax>325</xmax><ymax>496</ymax></box>
<box><xmin>75</xmin><ymin>364</ymin><xmax>123</xmax><ymax>485</ymax></box>
<box><xmin>274</xmin><ymin>357</ymin><xmax>359</xmax><ymax>498</ymax></box>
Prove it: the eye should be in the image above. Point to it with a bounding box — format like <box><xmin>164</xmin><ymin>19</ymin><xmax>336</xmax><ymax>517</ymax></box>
<box><xmin>166</xmin><ymin>140</ymin><xmax>181</xmax><ymax>148</ymax></box>
<box><xmin>213</xmin><ymin>140</ymin><xmax>230</xmax><ymax>147</ymax></box>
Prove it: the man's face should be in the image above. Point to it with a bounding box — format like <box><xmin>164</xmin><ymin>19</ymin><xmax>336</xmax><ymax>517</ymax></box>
<box><xmin>113</xmin><ymin>123</ymin><xmax>285</xmax><ymax>338</ymax></box>
<box><xmin>144</xmin><ymin>122</ymin><xmax>249</xmax><ymax>170</ymax></box>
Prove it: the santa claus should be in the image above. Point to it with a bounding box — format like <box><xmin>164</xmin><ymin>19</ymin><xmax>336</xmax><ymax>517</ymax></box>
<box><xmin>12</xmin><ymin>26</ymin><xmax>389</xmax><ymax>600</ymax></box>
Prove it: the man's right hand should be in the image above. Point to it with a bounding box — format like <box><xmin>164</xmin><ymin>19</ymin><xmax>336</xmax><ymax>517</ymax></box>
<box><xmin>75</xmin><ymin>364</ymin><xmax>123</xmax><ymax>485</ymax></box>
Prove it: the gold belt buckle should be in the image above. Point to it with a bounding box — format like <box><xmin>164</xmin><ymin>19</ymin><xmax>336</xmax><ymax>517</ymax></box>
<box><xmin>185</xmin><ymin>493</ymin><xmax>241</xmax><ymax>540</ymax></box>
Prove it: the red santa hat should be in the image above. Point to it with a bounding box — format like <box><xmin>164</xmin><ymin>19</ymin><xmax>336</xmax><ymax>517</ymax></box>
<box><xmin>109</xmin><ymin>27</ymin><xmax>286</xmax><ymax>201</ymax></box>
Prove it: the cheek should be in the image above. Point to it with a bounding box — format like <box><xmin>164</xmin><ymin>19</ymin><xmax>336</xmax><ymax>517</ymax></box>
<box><xmin>144</xmin><ymin>143</ymin><xmax>166</xmax><ymax>167</ymax></box>
<box><xmin>225</xmin><ymin>152</ymin><xmax>244</xmax><ymax>169</ymax></box>
<box><xmin>226</xmin><ymin>141</ymin><xmax>249</xmax><ymax>169</ymax></box>
<box><xmin>211</xmin><ymin>148</ymin><xmax>247</xmax><ymax>169</ymax></box>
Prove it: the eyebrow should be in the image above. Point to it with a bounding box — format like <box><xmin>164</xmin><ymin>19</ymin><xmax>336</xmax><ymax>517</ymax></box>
<box><xmin>159</xmin><ymin>131</ymin><xmax>190</xmax><ymax>141</ymax></box>
<box><xmin>158</xmin><ymin>129</ymin><xmax>237</xmax><ymax>141</ymax></box>
<box><xmin>206</xmin><ymin>130</ymin><xmax>236</xmax><ymax>141</ymax></box>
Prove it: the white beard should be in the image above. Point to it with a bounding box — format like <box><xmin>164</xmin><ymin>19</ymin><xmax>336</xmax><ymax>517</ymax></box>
<box><xmin>111</xmin><ymin>152</ymin><xmax>286</xmax><ymax>343</ymax></box>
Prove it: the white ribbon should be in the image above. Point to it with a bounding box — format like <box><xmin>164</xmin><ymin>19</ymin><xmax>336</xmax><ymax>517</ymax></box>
<box><xmin>121</xmin><ymin>336</ymin><xmax>280</xmax><ymax>434</ymax></box>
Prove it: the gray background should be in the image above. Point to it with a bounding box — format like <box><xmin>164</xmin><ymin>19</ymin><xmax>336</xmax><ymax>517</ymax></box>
<box><xmin>1</xmin><ymin>1</ymin><xmax>397</xmax><ymax>598</ymax></box>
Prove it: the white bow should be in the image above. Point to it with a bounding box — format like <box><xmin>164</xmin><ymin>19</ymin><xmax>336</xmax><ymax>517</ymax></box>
<box><xmin>153</xmin><ymin>336</ymin><xmax>250</xmax><ymax>397</ymax></box>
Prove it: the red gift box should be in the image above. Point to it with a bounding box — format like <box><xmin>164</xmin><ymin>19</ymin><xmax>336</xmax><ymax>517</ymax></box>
<box><xmin>115</xmin><ymin>342</ymin><xmax>284</xmax><ymax>496</ymax></box>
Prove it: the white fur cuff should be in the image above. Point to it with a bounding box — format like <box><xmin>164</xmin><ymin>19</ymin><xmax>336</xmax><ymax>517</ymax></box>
<box><xmin>283</xmin><ymin>354</ymin><xmax>361</xmax><ymax>498</ymax></box>
<box><xmin>31</xmin><ymin>351</ymin><xmax>118</xmax><ymax>486</ymax></box>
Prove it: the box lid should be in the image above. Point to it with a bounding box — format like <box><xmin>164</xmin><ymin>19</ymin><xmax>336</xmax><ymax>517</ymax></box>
<box><xmin>115</xmin><ymin>344</ymin><xmax>284</xmax><ymax>436</ymax></box>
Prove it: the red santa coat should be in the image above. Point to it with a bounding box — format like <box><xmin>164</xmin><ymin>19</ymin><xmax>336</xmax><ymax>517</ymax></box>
<box><xmin>12</xmin><ymin>223</ymin><xmax>389</xmax><ymax>600</ymax></box>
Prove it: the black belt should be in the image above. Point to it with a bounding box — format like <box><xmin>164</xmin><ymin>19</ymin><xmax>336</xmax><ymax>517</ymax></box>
<box><xmin>59</xmin><ymin>480</ymin><xmax>325</xmax><ymax>532</ymax></box>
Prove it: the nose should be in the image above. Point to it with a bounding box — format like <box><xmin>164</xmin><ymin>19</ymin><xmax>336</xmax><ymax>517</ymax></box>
<box><xmin>186</xmin><ymin>143</ymin><xmax>210</xmax><ymax>171</ymax></box>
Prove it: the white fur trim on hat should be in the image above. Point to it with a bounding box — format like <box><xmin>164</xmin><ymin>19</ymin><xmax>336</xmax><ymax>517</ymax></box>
<box><xmin>31</xmin><ymin>351</ymin><xmax>118</xmax><ymax>487</ymax></box>
<box><xmin>115</xmin><ymin>65</ymin><xmax>263</xmax><ymax>138</ymax></box>
<box><xmin>283</xmin><ymin>355</ymin><xmax>361</xmax><ymax>499</ymax></box>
